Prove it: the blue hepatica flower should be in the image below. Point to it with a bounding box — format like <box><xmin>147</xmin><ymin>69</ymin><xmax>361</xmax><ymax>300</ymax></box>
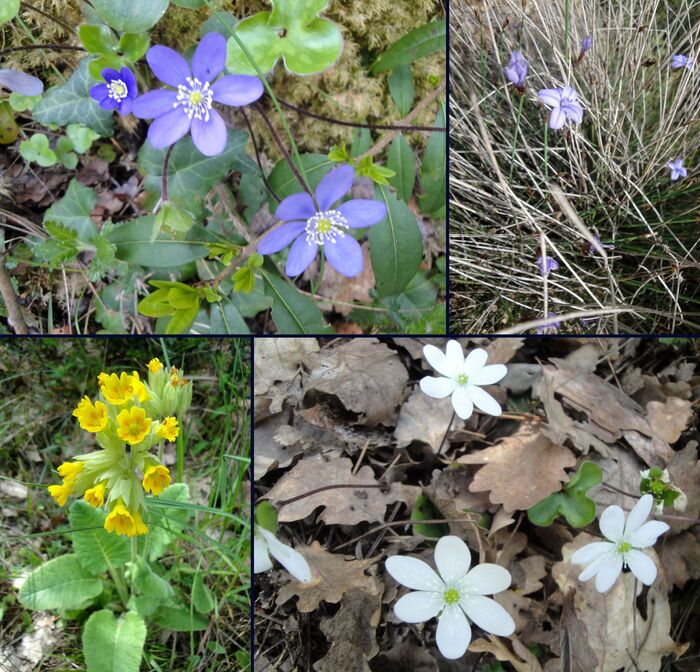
<box><xmin>90</xmin><ymin>67</ymin><xmax>137</xmax><ymax>116</ymax></box>
<box><xmin>671</xmin><ymin>54</ymin><xmax>694</xmax><ymax>70</ymax></box>
<box><xmin>537</xmin><ymin>86</ymin><xmax>583</xmax><ymax>130</ymax></box>
<box><xmin>257</xmin><ymin>164</ymin><xmax>387</xmax><ymax>278</ymax></box>
<box><xmin>504</xmin><ymin>51</ymin><xmax>528</xmax><ymax>88</ymax></box>
<box><xmin>667</xmin><ymin>158</ymin><xmax>687</xmax><ymax>181</ymax></box>
<box><xmin>133</xmin><ymin>33</ymin><xmax>264</xmax><ymax>157</ymax></box>
<box><xmin>0</xmin><ymin>68</ymin><xmax>43</xmax><ymax>95</ymax></box>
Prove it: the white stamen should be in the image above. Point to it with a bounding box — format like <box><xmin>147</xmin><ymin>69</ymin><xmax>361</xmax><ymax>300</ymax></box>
<box><xmin>305</xmin><ymin>209</ymin><xmax>349</xmax><ymax>246</ymax></box>
<box><xmin>107</xmin><ymin>79</ymin><xmax>128</xmax><ymax>102</ymax></box>
<box><xmin>174</xmin><ymin>76</ymin><xmax>213</xmax><ymax>122</ymax></box>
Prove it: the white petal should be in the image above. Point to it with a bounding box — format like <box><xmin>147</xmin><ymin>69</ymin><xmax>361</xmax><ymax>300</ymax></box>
<box><xmin>420</xmin><ymin>376</ymin><xmax>457</xmax><ymax>399</ymax></box>
<box><xmin>577</xmin><ymin>549</ymin><xmax>614</xmax><ymax>582</ymax></box>
<box><xmin>253</xmin><ymin>536</ymin><xmax>272</xmax><ymax>573</ymax></box>
<box><xmin>463</xmin><ymin>348</ymin><xmax>488</xmax><ymax>376</ymax></box>
<box><xmin>599</xmin><ymin>504</ymin><xmax>625</xmax><ymax>541</ymax></box>
<box><xmin>628</xmin><ymin>521</ymin><xmax>670</xmax><ymax>548</ymax></box>
<box><xmin>262</xmin><ymin>529</ymin><xmax>312</xmax><ymax>583</ymax></box>
<box><xmin>460</xmin><ymin>595</ymin><xmax>515</xmax><ymax>636</ymax></box>
<box><xmin>571</xmin><ymin>541</ymin><xmax>615</xmax><ymax>565</ymax></box>
<box><xmin>626</xmin><ymin>549</ymin><xmax>657</xmax><ymax>586</ymax></box>
<box><xmin>436</xmin><ymin>604</ymin><xmax>471</xmax><ymax>660</ymax></box>
<box><xmin>460</xmin><ymin>563</ymin><xmax>512</xmax><ymax>595</ymax></box>
<box><xmin>435</xmin><ymin>536</ymin><xmax>471</xmax><ymax>584</ymax></box>
<box><xmin>466</xmin><ymin>385</ymin><xmax>502</xmax><ymax>416</ymax></box>
<box><xmin>624</xmin><ymin>494</ymin><xmax>653</xmax><ymax>535</ymax></box>
<box><xmin>423</xmin><ymin>344</ymin><xmax>453</xmax><ymax>377</ymax></box>
<box><xmin>451</xmin><ymin>387</ymin><xmax>474</xmax><ymax>420</ymax></box>
<box><xmin>394</xmin><ymin>590</ymin><xmax>443</xmax><ymax>623</ymax></box>
<box><xmin>468</xmin><ymin>364</ymin><xmax>507</xmax><ymax>386</ymax></box>
<box><xmin>386</xmin><ymin>556</ymin><xmax>444</xmax><ymax>592</ymax></box>
<box><xmin>594</xmin><ymin>553</ymin><xmax>622</xmax><ymax>593</ymax></box>
<box><xmin>445</xmin><ymin>340</ymin><xmax>465</xmax><ymax>373</ymax></box>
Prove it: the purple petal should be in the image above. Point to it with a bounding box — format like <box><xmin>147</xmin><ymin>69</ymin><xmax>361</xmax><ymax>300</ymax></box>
<box><xmin>192</xmin><ymin>32</ymin><xmax>226</xmax><ymax>83</ymax></box>
<box><xmin>538</xmin><ymin>88</ymin><xmax>561</xmax><ymax>107</ymax></box>
<box><xmin>211</xmin><ymin>75</ymin><xmax>264</xmax><ymax>107</ymax></box>
<box><xmin>337</xmin><ymin>199</ymin><xmax>387</xmax><ymax>228</ymax></box>
<box><xmin>286</xmin><ymin>237</ymin><xmax>318</xmax><ymax>276</ymax></box>
<box><xmin>324</xmin><ymin>234</ymin><xmax>363</xmax><ymax>277</ymax></box>
<box><xmin>132</xmin><ymin>90</ymin><xmax>178</xmax><ymax>119</ymax></box>
<box><xmin>147</xmin><ymin>45</ymin><xmax>191</xmax><ymax>87</ymax></box>
<box><xmin>549</xmin><ymin>107</ymin><xmax>566</xmax><ymax>130</ymax></box>
<box><xmin>90</xmin><ymin>83</ymin><xmax>109</xmax><ymax>102</ymax></box>
<box><xmin>315</xmin><ymin>164</ymin><xmax>354</xmax><ymax>210</ymax></box>
<box><xmin>275</xmin><ymin>193</ymin><xmax>315</xmax><ymax>222</ymax></box>
<box><xmin>101</xmin><ymin>68</ymin><xmax>121</xmax><ymax>83</ymax></box>
<box><xmin>561</xmin><ymin>85</ymin><xmax>578</xmax><ymax>101</ymax></box>
<box><xmin>147</xmin><ymin>108</ymin><xmax>192</xmax><ymax>149</ymax></box>
<box><xmin>191</xmin><ymin>109</ymin><xmax>227</xmax><ymax>157</ymax></box>
<box><xmin>118</xmin><ymin>98</ymin><xmax>133</xmax><ymax>116</ymax></box>
<box><xmin>120</xmin><ymin>67</ymin><xmax>138</xmax><ymax>97</ymax></box>
<box><xmin>562</xmin><ymin>102</ymin><xmax>583</xmax><ymax>123</ymax></box>
<box><xmin>100</xmin><ymin>97</ymin><xmax>119</xmax><ymax>110</ymax></box>
<box><xmin>257</xmin><ymin>221</ymin><xmax>307</xmax><ymax>254</ymax></box>
<box><xmin>0</xmin><ymin>69</ymin><xmax>44</xmax><ymax>96</ymax></box>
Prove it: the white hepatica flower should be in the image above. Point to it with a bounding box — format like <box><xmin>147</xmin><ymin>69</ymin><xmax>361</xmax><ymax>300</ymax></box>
<box><xmin>571</xmin><ymin>494</ymin><xmax>669</xmax><ymax>593</ymax></box>
<box><xmin>385</xmin><ymin>536</ymin><xmax>515</xmax><ymax>660</ymax></box>
<box><xmin>254</xmin><ymin>527</ymin><xmax>312</xmax><ymax>583</ymax></box>
<box><xmin>419</xmin><ymin>340</ymin><xmax>507</xmax><ymax>420</ymax></box>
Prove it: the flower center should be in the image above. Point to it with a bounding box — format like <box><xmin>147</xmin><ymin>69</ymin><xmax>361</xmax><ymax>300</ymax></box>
<box><xmin>175</xmin><ymin>76</ymin><xmax>213</xmax><ymax>122</ymax></box>
<box><xmin>107</xmin><ymin>79</ymin><xmax>128</xmax><ymax>102</ymax></box>
<box><xmin>456</xmin><ymin>373</ymin><xmax>469</xmax><ymax>386</ymax></box>
<box><xmin>305</xmin><ymin>209</ymin><xmax>349</xmax><ymax>246</ymax></box>
<box><xmin>443</xmin><ymin>588</ymin><xmax>460</xmax><ymax>605</ymax></box>
<box><xmin>618</xmin><ymin>541</ymin><xmax>632</xmax><ymax>554</ymax></box>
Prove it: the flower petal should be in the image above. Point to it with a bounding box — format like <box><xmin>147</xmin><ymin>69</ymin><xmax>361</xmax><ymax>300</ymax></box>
<box><xmin>577</xmin><ymin>550</ymin><xmax>614</xmax><ymax>582</ymax></box>
<box><xmin>571</xmin><ymin>541</ymin><xmax>616</xmax><ymax>565</ymax></box>
<box><xmin>147</xmin><ymin>45</ymin><xmax>191</xmax><ymax>87</ymax></box>
<box><xmin>385</xmin><ymin>556</ymin><xmax>444</xmax><ymax>592</ymax></box>
<box><xmin>419</xmin><ymin>376</ymin><xmax>457</xmax><ymax>398</ymax></box>
<box><xmin>466</xmin><ymin>385</ymin><xmax>502</xmax><ymax>417</ymax></box>
<box><xmin>451</xmin><ymin>387</ymin><xmax>474</xmax><ymax>420</ymax></box>
<box><xmin>423</xmin><ymin>343</ymin><xmax>453</xmax><ymax>378</ymax></box>
<box><xmin>101</xmin><ymin>68</ymin><xmax>121</xmax><ymax>83</ymax></box>
<box><xmin>315</xmin><ymin>164</ymin><xmax>354</xmax><ymax>210</ymax></box>
<box><xmin>337</xmin><ymin>199</ymin><xmax>387</xmax><ymax>228</ymax></box>
<box><xmin>537</xmin><ymin>88</ymin><xmax>561</xmax><ymax>107</ymax></box>
<box><xmin>90</xmin><ymin>84</ymin><xmax>109</xmax><ymax>101</ymax></box>
<box><xmin>257</xmin><ymin>221</ymin><xmax>306</xmax><ymax>254</ymax></box>
<box><xmin>626</xmin><ymin>549</ymin><xmax>657</xmax><ymax>586</ymax></box>
<box><xmin>0</xmin><ymin>69</ymin><xmax>43</xmax><ymax>96</ymax></box>
<box><xmin>132</xmin><ymin>89</ymin><xmax>179</xmax><ymax>119</ymax></box>
<box><xmin>599</xmin><ymin>504</ymin><xmax>625</xmax><ymax>542</ymax></box>
<box><xmin>463</xmin><ymin>348</ymin><xmax>488</xmax><ymax>376</ymax></box>
<box><xmin>393</xmin><ymin>591</ymin><xmax>443</xmax><ymax>623</ymax></box>
<box><xmin>468</xmin><ymin>364</ymin><xmax>507</xmax><ymax>386</ymax></box>
<box><xmin>594</xmin><ymin>553</ymin><xmax>622</xmax><ymax>592</ymax></box>
<box><xmin>324</xmin><ymin>234</ymin><xmax>363</xmax><ymax>277</ymax></box>
<box><xmin>191</xmin><ymin>109</ymin><xmax>227</xmax><ymax>156</ymax></box>
<box><xmin>435</xmin><ymin>536</ymin><xmax>471</xmax><ymax>584</ymax></box>
<box><xmin>118</xmin><ymin>98</ymin><xmax>133</xmax><ymax>116</ymax></box>
<box><xmin>212</xmin><ymin>74</ymin><xmax>264</xmax><ymax>107</ymax></box>
<box><xmin>624</xmin><ymin>494</ymin><xmax>653</xmax><ymax>535</ymax></box>
<box><xmin>253</xmin><ymin>535</ymin><xmax>272</xmax><ymax>573</ymax></box>
<box><xmin>436</xmin><ymin>604</ymin><xmax>471</xmax><ymax>660</ymax></box>
<box><xmin>147</xmin><ymin>108</ymin><xmax>192</xmax><ymax>149</ymax></box>
<box><xmin>460</xmin><ymin>595</ymin><xmax>515</xmax><ymax>636</ymax></box>
<box><xmin>192</xmin><ymin>32</ymin><xmax>226</xmax><ymax>83</ymax></box>
<box><xmin>460</xmin><ymin>563</ymin><xmax>512</xmax><ymax>595</ymax></box>
<box><xmin>628</xmin><ymin>521</ymin><xmax>670</xmax><ymax>548</ymax></box>
<box><xmin>562</xmin><ymin>102</ymin><xmax>583</xmax><ymax>124</ymax></box>
<box><xmin>286</xmin><ymin>236</ymin><xmax>318</xmax><ymax>277</ymax></box>
<box><xmin>445</xmin><ymin>340</ymin><xmax>465</xmax><ymax>373</ymax></box>
<box><xmin>275</xmin><ymin>193</ymin><xmax>316</xmax><ymax>222</ymax></box>
<box><xmin>120</xmin><ymin>67</ymin><xmax>137</xmax><ymax>96</ymax></box>
<box><xmin>261</xmin><ymin>528</ymin><xmax>312</xmax><ymax>583</ymax></box>
<box><xmin>100</xmin><ymin>97</ymin><xmax>119</xmax><ymax>110</ymax></box>
<box><xmin>561</xmin><ymin>86</ymin><xmax>578</xmax><ymax>101</ymax></box>
<box><xmin>549</xmin><ymin>107</ymin><xmax>566</xmax><ymax>130</ymax></box>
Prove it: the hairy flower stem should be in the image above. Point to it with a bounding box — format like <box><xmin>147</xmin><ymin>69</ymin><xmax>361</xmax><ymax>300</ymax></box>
<box><xmin>508</xmin><ymin>94</ymin><xmax>526</xmax><ymax>184</ymax></box>
<box><xmin>161</xmin><ymin>144</ymin><xmax>174</xmax><ymax>205</ymax></box>
<box><xmin>311</xmin><ymin>250</ymin><xmax>325</xmax><ymax>296</ymax></box>
<box><xmin>239</xmin><ymin>108</ymin><xmax>281</xmax><ymax>204</ymax></box>
<box><xmin>110</xmin><ymin>567</ymin><xmax>130</xmax><ymax>607</ymax></box>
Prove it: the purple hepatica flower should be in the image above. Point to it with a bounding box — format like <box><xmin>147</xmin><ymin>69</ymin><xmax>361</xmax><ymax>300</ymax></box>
<box><xmin>537</xmin><ymin>312</ymin><xmax>561</xmax><ymax>334</ymax></box>
<box><xmin>504</xmin><ymin>51</ymin><xmax>528</xmax><ymax>88</ymax></box>
<box><xmin>667</xmin><ymin>158</ymin><xmax>687</xmax><ymax>181</ymax></box>
<box><xmin>671</xmin><ymin>54</ymin><xmax>694</xmax><ymax>70</ymax></box>
<box><xmin>90</xmin><ymin>67</ymin><xmax>137</xmax><ymax>116</ymax></box>
<box><xmin>589</xmin><ymin>235</ymin><xmax>615</xmax><ymax>255</ymax></box>
<box><xmin>581</xmin><ymin>36</ymin><xmax>593</xmax><ymax>53</ymax></box>
<box><xmin>537</xmin><ymin>254</ymin><xmax>559</xmax><ymax>277</ymax></box>
<box><xmin>133</xmin><ymin>33</ymin><xmax>263</xmax><ymax>157</ymax></box>
<box><xmin>537</xmin><ymin>86</ymin><xmax>583</xmax><ymax>130</ymax></box>
<box><xmin>0</xmin><ymin>68</ymin><xmax>43</xmax><ymax>95</ymax></box>
<box><xmin>257</xmin><ymin>164</ymin><xmax>387</xmax><ymax>278</ymax></box>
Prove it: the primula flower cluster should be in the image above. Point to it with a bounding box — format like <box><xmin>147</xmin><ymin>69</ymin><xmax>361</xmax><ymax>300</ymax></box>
<box><xmin>48</xmin><ymin>358</ymin><xmax>192</xmax><ymax>537</ymax></box>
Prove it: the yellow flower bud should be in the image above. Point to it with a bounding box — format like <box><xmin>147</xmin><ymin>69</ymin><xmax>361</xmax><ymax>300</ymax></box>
<box><xmin>48</xmin><ymin>482</ymin><xmax>72</xmax><ymax>507</ymax></box>
<box><xmin>142</xmin><ymin>465</ymin><xmax>171</xmax><ymax>496</ymax></box>
<box><xmin>57</xmin><ymin>461</ymin><xmax>84</xmax><ymax>483</ymax></box>
<box><xmin>104</xmin><ymin>502</ymin><xmax>136</xmax><ymax>536</ymax></box>
<box><xmin>84</xmin><ymin>482</ymin><xmax>106</xmax><ymax>507</ymax></box>
<box><xmin>72</xmin><ymin>396</ymin><xmax>108</xmax><ymax>433</ymax></box>
<box><xmin>116</xmin><ymin>407</ymin><xmax>152</xmax><ymax>446</ymax></box>
<box><xmin>156</xmin><ymin>417</ymin><xmax>179</xmax><ymax>443</ymax></box>
<box><xmin>148</xmin><ymin>358</ymin><xmax>163</xmax><ymax>373</ymax></box>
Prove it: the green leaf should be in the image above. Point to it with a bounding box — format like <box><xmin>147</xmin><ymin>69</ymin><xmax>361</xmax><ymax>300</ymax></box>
<box><xmin>255</xmin><ymin>501</ymin><xmax>278</xmax><ymax>533</ymax></box>
<box><xmin>87</xmin><ymin>233</ymin><xmax>121</xmax><ymax>282</ymax></box>
<box><xmin>146</xmin><ymin>483</ymin><xmax>191</xmax><ymax>562</ymax></box>
<box><xmin>266</xmin><ymin>153</ymin><xmax>333</xmax><ymax>206</ymax></box>
<box><xmin>138</xmin><ymin>130</ymin><xmax>255</xmax><ymax>222</ymax></box>
<box><xmin>370</xmin><ymin>186</ymin><xmax>423</xmax><ymax>297</ymax></box>
<box><xmin>350</xmin><ymin>127</ymin><xmax>372</xmax><ymax>157</ymax></box>
<box><xmin>88</xmin><ymin>55</ymin><xmax>123</xmax><ymax>82</ymax></box>
<box><xmin>91</xmin><ymin>0</ymin><xmax>168</xmax><ymax>32</ymax></box>
<box><xmin>44</xmin><ymin>180</ymin><xmax>97</xmax><ymax>240</ymax></box>
<box><xmin>69</xmin><ymin>500</ymin><xmax>130</xmax><ymax>575</ymax></box>
<box><xmin>0</xmin><ymin>0</ymin><xmax>19</xmax><ymax>24</ymax></box>
<box><xmin>260</xmin><ymin>267</ymin><xmax>333</xmax><ymax>334</ymax></box>
<box><xmin>154</xmin><ymin>202</ymin><xmax>194</xmax><ymax>240</ymax></box>
<box><xmin>152</xmin><ymin>605</ymin><xmax>208</xmax><ymax>632</ymax></box>
<box><xmin>83</xmin><ymin>610</ymin><xmax>146</xmax><ymax>672</ymax></box>
<box><xmin>0</xmin><ymin>101</ymin><xmax>18</xmax><ymax>144</ymax></box>
<box><xmin>387</xmin><ymin>134</ymin><xmax>416</xmax><ymax>203</ymax></box>
<box><xmin>411</xmin><ymin>494</ymin><xmax>448</xmax><ymax>539</ymax></box>
<box><xmin>19</xmin><ymin>554</ymin><xmax>103</xmax><ymax>611</ymax></box>
<box><xmin>131</xmin><ymin>556</ymin><xmax>175</xmax><ymax>604</ymax></box>
<box><xmin>8</xmin><ymin>93</ymin><xmax>41</xmax><ymax>113</ymax></box>
<box><xmin>118</xmin><ymin>33</ymin><xmax>150</xmax><ymax>62</ymax></box>
<box><xmin>419</xmin><ymin>106</ymin><xmax>446</xmax><ymax>215</ymax></box>
<box><xmin>165</xmin><ymin>304</ymin><xmax>200</xmax><ymax>334</ymax></box>
<box><xmin>371</xmin><ymin>20</ymin><xmax>446</xmax><ymax>74</ymax></box>
<box><xmin>79</xmin><ymin>24</ymin><xmax>116</xmax><ymax>55</ymax></box>
<box><xmin>66</xmin><ymin>123</ymin><xmax>100</xmax><ymax>154</ymax></box>
<box><xmin>388</xmin><ymin>63</ymin><xmax>415</xmax><ymax>116</ymax></box>
<box><xmin>33</xmin><ymin>60</ymin><xmax>114</xmax><ymax>136</ymax></box>
<box><xmin>171</xmin><ymin>0</ymin><xmax>206</xmax><ymax>6</ymax></box>
<box><xmin>208</xmin><ymin>298</ymin><xmax>251</xmax><ymax>334</ymax></box>
<box><xmin>192</xmin><ymin>572</ymin><xmax>215</xmax><ymax>614</ymax></box>
<box><xmin>55</xmin><ymin>136</ymin><xmax>78</xmax><ymax>169</ymax></box>
<box><xmin>19</xmin><ymin>133</ymin><xmax>57</xmax><ymax>167</ymax></box>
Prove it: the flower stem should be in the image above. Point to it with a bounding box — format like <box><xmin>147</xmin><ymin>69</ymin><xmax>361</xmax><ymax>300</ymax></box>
<box><xmin>508</xmin><ymin>94</ymin><xmax>526</xmax><ymax>185</ymax></box>
<box><xmin>435</xmin><ymin>410</ymin><xmax>456</xmax><ymax>458</ymax></box>
<box><xmin>161</xmin><ymin>144</ymin><xmax>174</xmax><ymax>204</ymax></box>
<box><xmin>109</xmin><ymin>567</ymin><xmax>130</xmax><ymax>607</ymax></box>
<box><xmin>564</xmin><ymin>0</ymin><xmax>570</xmax><ymax>65</ymax></box>
<box><xmin>543</xmin><ymin>121</ymin><xmax>550</xmax><ymax>182</ymax></box>
<box><xmin>238</xmin><ymin>108</ymin><xmax>281</xmax><ymax>204</ymax></box>
<box><xmin>311</xmin><ymin>249</ymin><xmax>325</xmax><ymax>296</ymax></box>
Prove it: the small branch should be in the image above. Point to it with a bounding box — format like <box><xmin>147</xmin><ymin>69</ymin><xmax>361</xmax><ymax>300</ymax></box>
<box><xmin>0</xmin><ymin>44</ymin><xmax>86</xmax><ymax>57</ymax></box>
<box><xmin>0</xmin><ymin>255</ymin><xmax>29</xmax><ymax>334</ymax></box>
<box><xmin>20</xmin><ymin>2</ymin><xmax>77</xmax><ymax>37</ymax></box>
<box><xmin>263</xmin><ymin>483</ymin><xmax>382</xmax><ymax>508</ymax></box>
<box><xmin>239</xmin><ymin>108</ymin><xmax>281</xmax><ymax>204</ymax></box>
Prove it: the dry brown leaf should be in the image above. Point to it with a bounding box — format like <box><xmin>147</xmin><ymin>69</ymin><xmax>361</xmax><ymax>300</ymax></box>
<box><xmin>660</xmin><ymin>531</ymin><xmax>700</xmax><ymax>589</ymax></box>
<box><xmin>666</xmin><ymin>441</ymin><xmax>700</xmax><ymax>533</ymax></box>
<box><xmin>253</xmin><ymin>412</ymin><xmax>305</xmax><ymax>480</ymax></box>
<box><xmin>276</xmin><ymin>542</ymin><xmax>379</xmax><ymax>612</ymax></box>
<box><xmin>316</xmin><ymin>243</ymin><xmax>376</xmax><ymax>316</ymax></box>
<box><xmin>254</xmin><ymin>338</ymin><xmax>319</xmax><ymax>397</ymax></box>
<box><xmin>265</xmin><ymin>454</ymin><xmax>419</xmax><ymax>525</ymax></box>
<box><xmin>470</xmin><ymin>634</ymin><xmax>543</xmax><ymax>672</ymax></box>
<box><xmin>551</xmin><ymin>592</ymin><xmax>599</xmax><ymax>672</ymax></box>
<box><xmin>511</xmin><ymin>555</ymin><xmax>547</xmax><ymax>596</ymax></box>
<box><xmin>645</xmin><ymin>398</ymin><xmax>693</xmax><ymax>444</ymax></box>
<box><xmin>372</xmin><ymin>642</ymin><xmax>439</xmax><ymax>672</ymax></box>
<box><xmin>458</xmin><ymin>422</ymin><xmax>576</xmax><ymax>512</ymax></box>
<box><xmin>394</xmin><ymin>387</ymin><xmax>454</xmax><ymax>453</ymax></box>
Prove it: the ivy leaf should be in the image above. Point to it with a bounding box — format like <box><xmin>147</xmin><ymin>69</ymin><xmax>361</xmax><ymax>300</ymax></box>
<box><xmin>33</xmin><ymin>60</ymin><xmax>113</xmax><ymax>136</ymax></box>
<box><xmin>19</xmin><ymin>133</ymin><xmax>57</xmax><ymax>167</ymax></box>
<box><xmin>43</xmin><ymin>179</ymin><xmax>97</xmax><ymax>240</ymax></box>
<box><xmin>226</xmin><ymin>0</ymin><xmax>342</xmax><ymax>76</ymax></box>
<box><xmin>91</xmin><ymin>0</ymin><xmax>168</xmax><ymax>33</ymax></box>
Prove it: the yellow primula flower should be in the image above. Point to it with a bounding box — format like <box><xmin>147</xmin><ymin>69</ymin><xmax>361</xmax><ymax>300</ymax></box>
<box><xmin>142</xmin><ymin>465</ymin><xmax>171</xmax><ymax>496</ymax></box>
<box><xmin>72</xmin><ymin>396</ymin><xmax>108</xmax><ymax>433</ymax></box>
<box><xmin>100</xmin><ymin>372</ymin><xmax>135</xmax><ymax>405</ymax></box>
<box><xmin>116</xmin><ymin>406</ymin><xmax>152</xmax><ymax>445</ymax></box>
<box><xmin>131</xmin><ymin>510</ymin><xmax>149</xmax><ymax>535</ymax></box>
<box><xmin>148</xmin><ymin>358</ymin><xmax>163</xmax><ymax>373</ymax></box>
<box><xmin>104</xmin><ymin>502</ymin><xmax>136</xmax><ymax>536</ymax></box>
<box><xmin>131</xmin><ymin>371</ymin><xmax>150</xmax><ymax>403</ymax></box>
<box><xmin>156</xmin><ymin>417</ymin><xmax>179</xmax><ymax>442</ymax></box>
<box><xmin>57</xmin><ymin>461</ymin><xmax>84</xmax><ymax>483</ymax></box>
<box><xmin>48</xmin><ymin>482</ymin><xmax>72</xmax><ymax>507</ymax></box>
<box><xmin>84</xmin><ymin>482</ymin><xmax>106</xmax><ymax>507</ymax></box>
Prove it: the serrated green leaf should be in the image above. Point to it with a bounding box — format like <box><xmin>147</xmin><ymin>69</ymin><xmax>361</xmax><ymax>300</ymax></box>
<box><xmin>419</xmin><ymin>106</ymin><xmax>446</xmax><ymax>215</ymax></box>
<box><xmin>371</xmin><ymin>20</ymin><xmax>446</xmax><ymax>74</ymax></box>
<box><xmin>388</xmin><ymin>63</ymin><xmax>415</xmax><ymax>116</ymax></box>
<box><xmin>387</xmin><ymin>134</ymin><xmax>417</xmax><ymax>202</ymax></box>
<box><xmin>19</xmin><ymin>554</ymin><xmax>102</xmax><ymax>611</ymax></box>
<box><xmin>92</xmin><ymin>0</ymin><xmax>168</xmax><ymax>32</ymax></box>
<box><xmin>44</xmin><ymin>180</ymin><xmax>97</xmax><ymax>240</ymax></box>
<box><xmin>33</xmin><ymin>60</ymin><xmax>113</xmax><ymax>136</ymax></box>
<box><xmin>88</xmin><ymin>233</ymin><xmax>120</xmax><ymax>281</ymax></box>
<box><xmin>83</xmin><ymin>610</ymin><xmax>146</xmax><ymax>672</ymax></box>
<box><xmin>19</xmin><ymin>133</ymin><xmax>57</xmax><ymax>167</ymax></box>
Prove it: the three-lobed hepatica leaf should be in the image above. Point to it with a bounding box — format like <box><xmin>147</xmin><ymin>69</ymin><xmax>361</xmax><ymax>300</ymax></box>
<box><xmin>82</xmin><ymin>610</ymin><xmax>146</xmax><ymax>672</ymax></box>
<box><xmin>527</xmin><ymin>462</ymin><xmax>603</xmax><ymax>528</ymax></box>
<box><xmin>226</xmin><ymin>0</ymin><xmax>343</xmax><ymax>76</ymax></box>
<box><xmin>91</xmin><ymin>0</ymin><xmax>168</xmax><ymax>33</ymax></box>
